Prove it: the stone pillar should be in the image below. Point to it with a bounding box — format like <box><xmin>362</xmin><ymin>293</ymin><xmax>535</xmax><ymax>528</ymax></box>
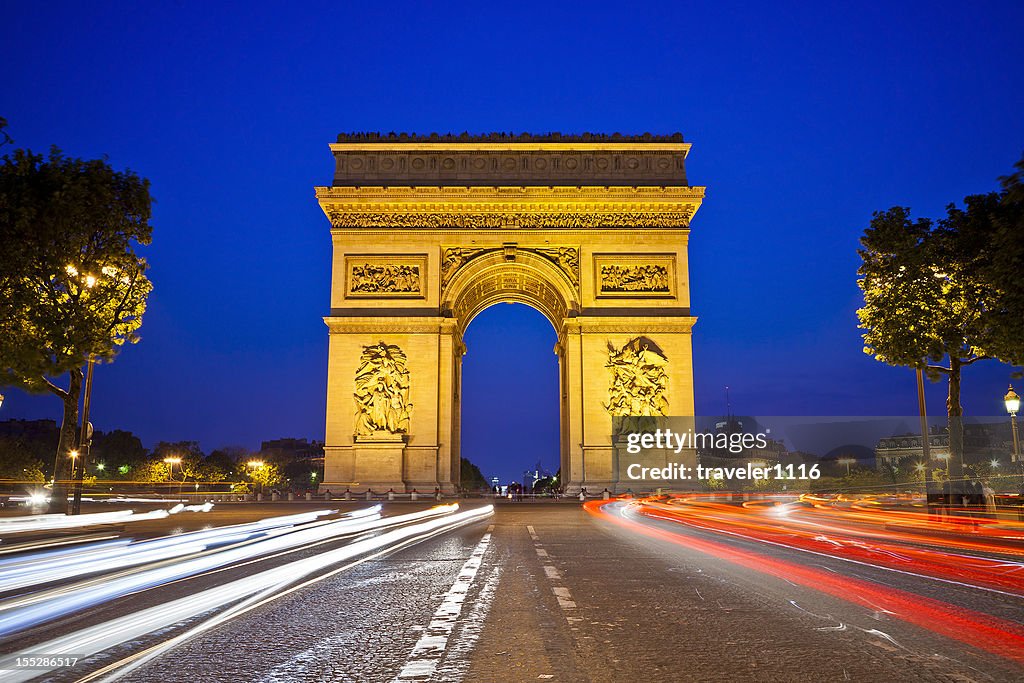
<box><xmin>351</xmin><ymin>432</ymin><xmax>406</xmax><ymax>492</ymax></box>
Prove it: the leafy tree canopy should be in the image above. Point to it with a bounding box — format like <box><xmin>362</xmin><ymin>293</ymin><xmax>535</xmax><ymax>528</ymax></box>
<box><xmin>857</xmin><ymin>153</ymin><xmax>1024</xmax><ymax>472</ymax></box>
<box><xmin>0</xmin><ymin>135</ymin><xmax>154</xmax><ymax>511</ymax></box>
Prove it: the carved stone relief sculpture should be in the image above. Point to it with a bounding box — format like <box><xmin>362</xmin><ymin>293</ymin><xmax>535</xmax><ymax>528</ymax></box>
<box><xmin>535</xmin><ymin>247</ymin><xmax>580</xmax><ymax>287</ymax></box>
<box><xmin>354</xmin><ymin>342</ymin><xmax>412</xmax><ymax>436</ymax></box>
<box><xmin>606</xmin><ymin>337</ymin><xmax>669</xmax><ymax>434</ymax></box>
<box><xmin>350</xmin><ymin>264</ymin><xmax>421</xmax><ymax>294</ymax></box>
<box><xmin>441</xmin><ymin>247</ymin><xmax>491</xmax><ymax>287</ymax></box>
<box><xmin>600</xmin><ymin>264</ymin><xmax>670</xmax><ymax>293</ymax></box>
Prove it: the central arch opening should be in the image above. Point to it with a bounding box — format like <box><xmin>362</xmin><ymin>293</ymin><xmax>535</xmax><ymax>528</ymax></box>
<box><xmin>460</xmin><ymin>302</ymin><xmax>560</xmax><ymax>492</ymax></box>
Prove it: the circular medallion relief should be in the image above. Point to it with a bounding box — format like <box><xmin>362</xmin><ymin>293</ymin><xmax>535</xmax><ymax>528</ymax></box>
<box><xmin>442</xmin><ymin>157</ymin><xmax>456</xmax><ymax>170</ymax></box>
<box><xmin>473</xmin><ymin>157</ymin><xmax>486</xmax><ymax>169</ymax></box>
<box><xmin>411</xmin><ymin>157</ymin><xmax>425</xmax><ymax>170</ymax></box>
<box><xmin>626</xmin><ymin>157</ymin><xmax>640</xmax><ymax>169</ymax></box>
<box><xmin>350</xmin><ymin>157</ymin><xmax>364</xmax><ymax>170</ymax></box>
<box><xmin>565</xmin><ymin>157</ymin><xmax>579</xmax><ymax>170</ymax></box>
<box><xmin>502</xmin><ymin>157</ymin><xmax>516</xmax><ymax>171</ymax></box>
<box><xmin>535</xmin><ymin>158</ymin><xmax>548</xmax><ymax>170</ymax></box>
<box><xmin>596</xmin><ymin>157</ymin><xmax>609</xmax><ymax>170</ymax></box>
<box><xmin>380</xmin><ymin>158</ymin><xmax>394</xmax><ymax>170</ymax></box>
<box><xmin>657</xmin><ymin>158</ymin><xmax>671</xmax><ymax>170</ymax></box>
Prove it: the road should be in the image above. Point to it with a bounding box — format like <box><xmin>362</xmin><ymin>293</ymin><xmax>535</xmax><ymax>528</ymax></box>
<box><xmin>0</xmin><ymin>497</ymin><xmax>1022</xmax><ymax>682</ymax></box>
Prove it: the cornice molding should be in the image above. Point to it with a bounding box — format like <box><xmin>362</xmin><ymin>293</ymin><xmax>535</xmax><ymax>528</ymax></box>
<box><xmin>315</xmin><ymin>186</ymin><xmax>705</xmax><ymax>199</ymax></box>
<box><xmin>562</xmin><ymin>316</ymin><xmax>698</xmax><ymax>334</ymax></box>
<box><xmin>335</xmin><ymin>132</ymin><xmax>686</xmax><ymax>144</ymax></box>
<box><xmin>317</xmin><ymin>186</ymin><xmax>704</xmax><ymax>229</ymax></box>
<box><xmin>324</xmin><ymin>316</ymin><xmax>457</xmax><ymax>334</ymax></box>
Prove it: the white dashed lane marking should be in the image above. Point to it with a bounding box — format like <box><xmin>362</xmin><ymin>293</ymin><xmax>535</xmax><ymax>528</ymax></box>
<box><xmin>393</xmin><ymin>524</ymin><xmax>494</xmax><ymax>681</ymax></box>
<box><xmin>528</xmin><ymin>525</ymin><xmax>578</xmax><ymax>617</ymax></box>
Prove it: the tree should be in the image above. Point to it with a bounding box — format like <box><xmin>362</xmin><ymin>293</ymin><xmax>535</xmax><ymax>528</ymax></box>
<box><xmin>0</xmin><ymin>143</ymin><xmax>153</xmax><ymax>512</ymax></box>
<box><xmin>0</xmin><ymin>437</ymin><xmax>46</xmax><ymax>483</ymax></box>
<box><xmin>90</xmin><ymin>429</ymin><xmax>147</xmax><ymax>476</ymax></box>
<box><xmin>857</xmin><ymin>156</ymin><xmax>1024</xmax><ymax>476</ymax></box>
<box><xmin>460</xmin><ymin>458</ymin><xmax>489</xmax><ymax>492</ymax></box>
<box><xmin>246</xmin><ymin>462</ymin><xmax>283</xmax><ymax>493</ymax></box>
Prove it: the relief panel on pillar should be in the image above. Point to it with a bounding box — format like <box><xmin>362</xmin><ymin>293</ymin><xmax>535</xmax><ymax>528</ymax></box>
<box><xmin>354</xmin><ymin>341</ymin><xmax>412</xmax><ymax>439</ymax></box>
<box><xmin>605</xmin><ymin>336</ymin><xmax>669</xmax><ymax>435</ymax></box>
<box><xmin>345</xmin><ymin>255</ymin><xmax>427</xmax><ymax>299</ymax></box>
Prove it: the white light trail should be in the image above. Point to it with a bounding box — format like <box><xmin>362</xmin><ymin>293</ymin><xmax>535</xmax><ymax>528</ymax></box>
<box><xmin>0</xmin><ymin>509</ymin><xmax>337</xmax><ymax>593</ymax></box>
<box><xmin>0</xmin><ymin>504</ymin><xmax>494</xmax><ymax>683</ymax></box>
<box><xmin>0</xmin><ymin>505</ymin><xmax>447</xmax><ymax>638</ymax></box>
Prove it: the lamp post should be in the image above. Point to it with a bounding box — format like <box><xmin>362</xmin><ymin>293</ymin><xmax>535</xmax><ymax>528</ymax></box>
<box><xmin>247</xmin><ymin>460</ymin><xmax>265</xmax><ymax>495</ymax></box>
<box><xmin>1005</xmin><ymin>385</ymin><xmax>1020</xmax><ymax>466</ymax></box>
<box><xmin>163</xmin><ymin>456</ymin><xmax>183</xmax><ymax>500</ymax></box>
<box><xmin>71</xmin><ymin>356</ymin><xmax>96</xmax><ymax>515</ymax></box>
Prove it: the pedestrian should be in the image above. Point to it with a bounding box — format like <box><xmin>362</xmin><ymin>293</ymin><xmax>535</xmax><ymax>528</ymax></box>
<box><xmin>982</xmin><ymin>480</ymin><xmax>997</xmax><ymax>517</ymax></box>
<box><xmin>324</xmin><ymin>488</ymin><xmax>332</xmax><ymax>500</ymax></box>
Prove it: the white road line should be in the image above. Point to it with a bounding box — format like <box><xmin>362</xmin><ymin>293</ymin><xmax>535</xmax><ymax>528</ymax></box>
<box><xmin>528</xmin><ymin>524</ymin><xmax>578</xmax><ymax>615</ymax></box>
<box><xmin>543</xmin><ymin>565</ymin><xmax>562</xmax><ymax>580</ymax></box>
<box><xmin>394</xmin><ymin>531</ymin><xmax>492</xmax><ymax>681</ymax></box>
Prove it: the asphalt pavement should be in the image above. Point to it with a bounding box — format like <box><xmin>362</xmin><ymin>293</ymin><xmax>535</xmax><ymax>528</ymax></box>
<box><xmin>1</xmin><ymin>499</ymin><xmax>1021</xmax><ymax>682</ymax></box>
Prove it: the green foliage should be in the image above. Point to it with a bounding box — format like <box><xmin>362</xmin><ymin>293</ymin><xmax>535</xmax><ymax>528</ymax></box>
<box><xmin>0</xmin><ymin>437</ymin><xmax>46</xmax><ymax>482</ymax></box>
<box><xmin>460</xmin><ymin>458</ymin><xmax>489</xmax><ymax>491</ymax></box>
<box><xmin>281</xmin><ymin>459</ymin><xmax>322</xmax><ymax>488</ymax></box>
<box><xmin>857</xmin><ymin>194</ymin><xmax>1023</xmax><ymax>374</ymax></box>
<box><xmin>0</xmin><ymin>147</ymin><xmax>153</xmax><ymax>389</ymax></box>
<box><xmin>91</xmin><ymin>429</ymin><xmax>147</xmax><ymax>476</ymax></box>
<box><xmin>246</xmin><ymin>462</ymin><xmax>283</xmax><ymax>490</ymax></box>
<box><xmin>857</xmin><ymin>155</ymin><xmax>1024</xmax><ymax>471</ymax></box>
<box><xmin>0</xmin><ymin>144</ymin><xmax>154</xmax><ymax>510</ymax></box>
<box><xmin>132</xmin><ymin>459</ymin><xmax>175</xmax><ymax>483</ymax></box>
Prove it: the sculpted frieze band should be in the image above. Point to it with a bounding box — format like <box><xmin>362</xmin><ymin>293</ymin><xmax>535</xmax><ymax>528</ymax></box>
<box><xmin>328</xmin><ymin>211</ymin><xmax>693</xmax><ymax>230</ymax></box>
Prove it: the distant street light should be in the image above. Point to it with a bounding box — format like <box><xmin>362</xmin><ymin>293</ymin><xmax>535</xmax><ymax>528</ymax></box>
<box><xmin>991</xmin><ymin>459</ymin><xmax>1001</xmax><ymax>469</ymax></box>
<box><xmin>837</xmin><ymin>457</ymin><xmax>856</xmax><ymax>476</ymax></box>
<box><xmin>0</xmin><ymin>392</ymin><xmax>5</xmax><ymax>409</ymax></box>
<box><xmin>164</xmin><ymin>456</ymin><xmax>183</xmax><ymax>499</ymax></box>
<box><xmin>1005</xmin><ymin>385</ymin><xmax>1020</xmax><ymax>465</ymax></box>
<box><xmin>247</xmin><ymin>460</ymin><xmax>266</xmax><ymax>494</ymax></box>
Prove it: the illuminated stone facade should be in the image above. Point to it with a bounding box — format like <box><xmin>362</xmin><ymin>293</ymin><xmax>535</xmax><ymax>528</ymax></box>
<box><xmin>318</xmin><ymin>133</ymin><xmax>703</xmax><ymax>493</ymax></box>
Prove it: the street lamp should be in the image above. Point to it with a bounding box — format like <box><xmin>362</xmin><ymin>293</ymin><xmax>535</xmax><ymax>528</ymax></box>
<box><xmin>1005</xmin><ymin>385</ymin><xmax>1021</xmax><ymax>464</ymax></box>
<box><xmin>837</xmin><ymin>457</ymin><xmax>856</xmax><ymax>476</ymax></box>
<box><xmin>164</xmin><ymin>456</ymin><xmax>183</xmax><ymax>500</ymax></box>
<box><xmin>247</xmin><ymin>460</ymin><xmax>265</xmax><ymax>495</ymax></box>
<box><xmin>0</xmin><ymin>392</ymin><xmax>5</xmax><ymax>409</ymax></box>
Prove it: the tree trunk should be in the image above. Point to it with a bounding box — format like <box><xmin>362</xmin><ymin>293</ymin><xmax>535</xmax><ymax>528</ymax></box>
<box><xmin>947</xmin><ymin>357</ymin><xmax>964</xmax><ymax>487</ymax></box>
<box><xmin>48</xmin><ymin>369</ymin><xmax>83</xmax><ymax>514</ymax></box>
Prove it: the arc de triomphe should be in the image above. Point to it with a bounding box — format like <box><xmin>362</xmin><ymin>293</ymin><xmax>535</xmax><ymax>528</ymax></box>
<box><xmin>316</xmin><ymin>133</ymin><xmax>703</xmax><ymax>494</ymax></box>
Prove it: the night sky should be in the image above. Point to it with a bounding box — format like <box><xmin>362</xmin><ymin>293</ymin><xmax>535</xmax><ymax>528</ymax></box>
<box><xmin>3</xmin><ymin>2</ymin><xmax>1022</xmax><ymax>484</ymax></box>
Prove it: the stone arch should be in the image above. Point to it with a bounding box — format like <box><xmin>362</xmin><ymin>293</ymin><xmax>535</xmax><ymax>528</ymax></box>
<box><xmin>442</xmin><ymin>249</ymin><xmax>579</xmax><ymax>335</ymax></box>
<box><xmin>318</xmin><ymin>134</ymin><xmax>702</xmax><ymax>495</ymax></box>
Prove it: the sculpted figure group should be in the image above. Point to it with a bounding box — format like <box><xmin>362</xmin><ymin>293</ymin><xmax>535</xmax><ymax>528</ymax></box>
<box><xmin>601</xmin><ymin>264</ymin><xmax>670</xmax><ymax>293</ymax></box>
<box><xmin>354</xmin><ymin>342</ymin><xmax>412</xmax><ymax>435</ymax></box>
<box><xmin>606</xmin><ymin>337</ymin><xmax>669</xmax><ymax>433</ymax></box>
<box><xmin>351</xmin><ymin>264</ymin><xmax>421</xmax><ymax>293</ymax></box>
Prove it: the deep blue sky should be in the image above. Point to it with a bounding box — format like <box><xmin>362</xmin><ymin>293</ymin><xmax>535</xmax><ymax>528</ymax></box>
<box><xmin>3</xmin><ymin>1</ymin><xmax>1022</xmax><ymax>484</ymax></box>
